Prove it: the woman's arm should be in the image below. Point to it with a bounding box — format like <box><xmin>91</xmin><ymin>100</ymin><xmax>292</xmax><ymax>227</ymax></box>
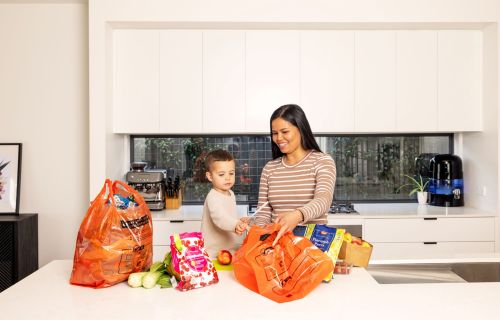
<box><xmin>297</xmin><ymin>155</ymin><xmax>336</xmax><ymax>222</ymax></box>
<box><xmin>252</xmin><ymin>164</ymin><xmax>273</xmax><ymax>227</ymax></box>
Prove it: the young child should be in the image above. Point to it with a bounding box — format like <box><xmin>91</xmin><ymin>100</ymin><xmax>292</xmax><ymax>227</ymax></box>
<box><xmin>201</xmin><ymin>149</ymin><xmax>249</xmax><ymax>258</ymax></box>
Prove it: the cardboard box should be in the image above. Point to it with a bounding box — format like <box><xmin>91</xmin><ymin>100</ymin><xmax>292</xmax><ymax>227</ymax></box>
<box><xmin>338</xmin><ymin>240</ymin><xmax>372</xmax><ymax>268</ymax></box>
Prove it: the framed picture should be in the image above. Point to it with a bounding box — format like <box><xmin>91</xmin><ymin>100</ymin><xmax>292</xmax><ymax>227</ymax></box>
<box><xmin>0</xmin><ymin>143</ymin><xmax>22</xmax><ymax>214</ymax></box>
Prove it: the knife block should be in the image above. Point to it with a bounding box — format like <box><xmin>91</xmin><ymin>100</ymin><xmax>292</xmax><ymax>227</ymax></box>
<box><xmin>165</xmin><ymin>190</ymin><xmax>182</xmax><ymax>210</ymax></box>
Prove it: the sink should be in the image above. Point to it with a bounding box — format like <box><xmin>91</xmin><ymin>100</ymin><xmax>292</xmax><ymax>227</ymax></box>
<box><xmin>367</xmin><ymin>262</ymin><xmax>500</xmax><ymax>284</ymax></box>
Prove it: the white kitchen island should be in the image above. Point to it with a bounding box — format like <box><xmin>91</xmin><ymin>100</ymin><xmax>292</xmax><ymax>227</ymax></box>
<box><xmin>1</xmin><ymin>260</ymin><xmax>500</xmax><ymax>320</ymax></box>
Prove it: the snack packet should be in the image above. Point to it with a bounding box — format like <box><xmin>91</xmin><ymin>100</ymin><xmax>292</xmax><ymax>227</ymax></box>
<box><xmin>302</xmin><ymin>225</ymin><xmax>345</xmax><ymax>282</ymax></box>
<box><xmin>170</xmin><ymin>232</ymin><xmax>218</xmax><ymax>291</ymax></box>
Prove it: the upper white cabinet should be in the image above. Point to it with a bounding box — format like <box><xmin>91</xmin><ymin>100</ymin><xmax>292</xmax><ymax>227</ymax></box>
<box><xmin>202</xmin><ymin>31</ymin><xmax>245</xmax><ymax>133</ymax></box>
<box><xmin>300</xmin><ymin>31</ymin><xmax>355</xmax><ymax>133</ymax></box>
<box><xmin>113</xmin><ymin>30</ymin><xmax>159</xmax><ymax>133</ymax></box>
<box><xmin>159</xmin><ymin>30</ymin><xmax>203</xmax><ymax>133</ymax></box>
<box><xmin>396</xmin><ymin>31</ymin><xmax>438</xmax><ymax>132</ymax></box>
<box><xmin>112</xmin><ymin>28</ymin><xmax>483</xmax><ymax>134</ymax></box>
<box><xmin>245</xmin><ymin>31</ymin><xmax>300</xmax><ymax>133</ymax></box>
<box><xmin>355</xmin><ymin>31</ymin><xmax>396</xmax><ymax>132</ymax></box>
<box><xmin>438</xmin><ymin>30</ymin><xmax>482</xmax><ymax>132</ymax></box>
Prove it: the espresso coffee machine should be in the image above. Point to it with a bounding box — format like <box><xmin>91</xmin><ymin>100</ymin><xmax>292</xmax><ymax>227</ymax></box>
<box><xmin>428</xmin><ymin>154</ymin><xmax>464</xmax><ymax>207</ymax></box>
<box><xmin>126</xmin><ymin>163</ymin><xmax>166</xmax><ymax>210</ymax></box>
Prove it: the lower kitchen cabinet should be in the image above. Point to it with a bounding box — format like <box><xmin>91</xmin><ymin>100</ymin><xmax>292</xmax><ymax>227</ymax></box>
<box><xmin>152</xmin><ymin>220</ymin><xmax>201</xmax><ymax>261</ymax></box>
<box><xmin>364</xmin><ymin>217</ymin><xmax>495</xmax><ymax>259</ymax></box>
<box><xmin>0</xmin><ymin>214</ymin><xmax>38</xmax><ymax>292</ymax></box>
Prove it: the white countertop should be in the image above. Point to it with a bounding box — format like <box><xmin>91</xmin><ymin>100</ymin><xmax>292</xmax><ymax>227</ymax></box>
<box><xmin>151</xmin><ymin>203</ymin><xmax>496</xmax><ymax>221</ymax></box>
<box><xmin>2</xmin><ymin>260</ymin><xmax>500</xmax><ymax>320</ymax></box>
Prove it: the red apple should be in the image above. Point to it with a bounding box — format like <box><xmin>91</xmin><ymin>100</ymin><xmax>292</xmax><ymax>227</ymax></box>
<box><xmin>217</xmin><ymin>250</ymin><xmax>232</xmax><ymax>265</ymax></box>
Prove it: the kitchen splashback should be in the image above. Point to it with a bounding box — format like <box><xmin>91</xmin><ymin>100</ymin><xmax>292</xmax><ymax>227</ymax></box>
<box><xmin>131</xmin><ymin>134</ymin><xmax>452</xmax><ymax>203</ymax></box>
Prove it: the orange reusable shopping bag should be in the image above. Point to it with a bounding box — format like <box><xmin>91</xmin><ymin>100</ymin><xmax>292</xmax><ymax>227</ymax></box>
<box><xmin>233</xmin><ymin>223</ymin><xmax>334</xmax><ymax>303</ymax></box>
<box><xmin>70</xmin><ymin>179</ymin><xmax>153</xmax><ymax>288</ymax></box>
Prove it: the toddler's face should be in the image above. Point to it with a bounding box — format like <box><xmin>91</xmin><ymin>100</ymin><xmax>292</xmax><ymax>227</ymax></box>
<box><xmin>206</xmin><ymin>160</ymin><xmax>236</xmax><ymax>193</ymax></box>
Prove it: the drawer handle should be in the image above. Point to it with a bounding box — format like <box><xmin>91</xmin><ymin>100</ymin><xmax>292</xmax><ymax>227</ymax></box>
<box><xmin>424</xmin><ymin>218</ymin><xmax>437</xmax><ymax>221</ymax></box>
<box><xmin>170</xmin><ymin>220</ymin><xmax>185</xmax><ymax>223</ymax></box>
<box><xmin>423</xmin><ymin>242</ymin><xmax>437</xmax><ymax>245</ymax></box>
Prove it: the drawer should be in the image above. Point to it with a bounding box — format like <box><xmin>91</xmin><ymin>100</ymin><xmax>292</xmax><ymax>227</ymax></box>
<box><xmin>364</xmin><ymin>217</ymin><xmax>494</xmax><ymax>242</ymax></box>
<box><xmin>153</xmin><ymin>220</ymin><xmax>201</xmax><ymax>245</ymax></box>
<box><xmin>370</xmin><ymin>242</ymin><xmax>495</xmax><ymax>260</ymax></box>
<box><xmin>152</xmin><ymin>245</ymin><xmax>169</xmax><ymax>262</ymax></box>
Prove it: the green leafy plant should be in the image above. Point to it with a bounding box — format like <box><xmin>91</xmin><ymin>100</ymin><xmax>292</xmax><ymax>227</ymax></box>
<box><xmin>397</xmin><ymin>174</ymin><xmax>429</xmax><ymax>196</ymax></box>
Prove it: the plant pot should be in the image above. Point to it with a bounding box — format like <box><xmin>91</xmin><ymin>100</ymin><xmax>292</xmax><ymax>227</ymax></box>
<box><xmin>417</xmin><ymin>191</ymin><xmax>428</xmax><ymax>205</ymax></box>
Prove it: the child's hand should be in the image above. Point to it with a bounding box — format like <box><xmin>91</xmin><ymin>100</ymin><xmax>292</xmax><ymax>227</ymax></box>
<box><xmin>240</xmin><ymin>217</ymin><xmax>250</xmax><ymax>223</ymax></box>
<box><xmin>235</xmin><ymin>220</ymin><xmax>248</xmax><ymax>236</ymax></box>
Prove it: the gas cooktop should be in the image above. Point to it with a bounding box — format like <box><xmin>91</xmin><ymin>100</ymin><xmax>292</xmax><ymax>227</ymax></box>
<box><xmin>328</xmin><ymin>202</ymin><xmax>359</xmax><ymax>214</ymax></box>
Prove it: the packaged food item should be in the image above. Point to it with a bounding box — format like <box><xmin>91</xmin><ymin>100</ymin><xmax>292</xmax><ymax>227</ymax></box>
<box><xmin>170</xmin><ymin>232</ymin><xmax>218</xmax><ymax>291</ymax></box>
<box><xmin>334</xmin><ymin>260</ymin><xmax>352</xmax><ymax>274</ymax></box>
<box><xmin>233</xmin><ymin>223</ymin><xmax>333</xmax><ymax>303</ymax></box>
<box><xmin>70</xmin><ymin>179</ymin><xmax>153</xmax><ymax>288</ymax></box>
<box><xmin>302</xmin><ymin>224</ymin><xmax>345</xmax><ymax>282</ymax></box>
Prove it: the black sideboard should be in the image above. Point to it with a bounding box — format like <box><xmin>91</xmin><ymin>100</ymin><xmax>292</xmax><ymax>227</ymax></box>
<box><xmin>0</xmin><ymin>214</ymin><xmax>38</xmax><ymax>292</ymax></box>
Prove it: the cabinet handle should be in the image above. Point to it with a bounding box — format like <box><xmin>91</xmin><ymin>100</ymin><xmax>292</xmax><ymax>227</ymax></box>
<box><xmin>423</xmin><ymin>242</ymin><xmax>437</xmax><ymax>245</ymax></box>
<box><xmin>424</xmin><ymin>218</ymin><xmax>437</xmax><ymax>221</ymax></box>
<box><xmin>170</xmin><ymin>220</ymin><xmax>185</xmax><ymax>223</ymax></box>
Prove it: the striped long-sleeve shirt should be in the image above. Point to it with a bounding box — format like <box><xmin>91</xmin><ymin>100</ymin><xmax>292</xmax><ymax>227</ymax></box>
<box><xmin>253</xmin><ymin>150</ymin><xmax>336</xmax><ymax>226</ymax></box>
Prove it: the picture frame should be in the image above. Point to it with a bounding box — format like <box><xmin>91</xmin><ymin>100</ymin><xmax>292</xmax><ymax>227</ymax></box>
<box><xmin>0</xmin><ymin>143</ymin><xmax>22</xmax><ymax>215</ymax></box>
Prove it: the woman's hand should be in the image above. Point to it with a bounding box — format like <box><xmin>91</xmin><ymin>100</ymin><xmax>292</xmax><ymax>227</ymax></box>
<box><xmin>272</xmin><ymin>210</ymin><xmax>303</xmax><ymax>246</ymax></box>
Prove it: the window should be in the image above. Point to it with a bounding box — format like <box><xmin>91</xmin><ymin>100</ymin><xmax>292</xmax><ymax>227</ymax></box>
<box><xmin>130</xmin><ymin>134</ymin><xmax>452</xmax><ymax>203</ymax></box>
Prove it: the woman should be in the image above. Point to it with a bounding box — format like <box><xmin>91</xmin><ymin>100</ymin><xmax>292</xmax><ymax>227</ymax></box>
<box><xmin>253</xmin><ymin>104</ymin><xmax>336</xmax><ymax>245</ymax></box>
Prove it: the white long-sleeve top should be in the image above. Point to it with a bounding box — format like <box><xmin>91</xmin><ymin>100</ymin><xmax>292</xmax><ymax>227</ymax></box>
<box><xmin>201</xmin><ymin>189</ymin><xmax>242</xmax><ymax>258</ymax></box>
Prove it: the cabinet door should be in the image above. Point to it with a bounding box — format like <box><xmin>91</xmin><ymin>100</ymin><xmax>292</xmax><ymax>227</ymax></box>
<box><xmin>203</xmin><ymin>31</ymin><xmax>245</xmax><ymax>133</ymax></box>
<box><xmin>396</xmin><ymin>31</ymin><xmax>438</xmax><ymax>132</ymax></box>
<box><xmin>355</xmin><ymin>31</ymin><xmax>396</xmax><ymax>132</ymax></box>
<box><xmin>245</xmin><ymin>31</ymin><xmax>300</xmax><ymax>133</ymax></box>
<box><xmin>113</xmin><ymin>30</ymin><xmax>159</xmax><ymax>133</ymax></box>
<box><xmin>301</xmin><ymin>31</ymin><xmax>355</xmax><ymax>133</ymax></box>
<box><xmin>438</xmin><ymin>30</ymin><xmax>482</xmax><ymax>132</ymax></box>
<box><xmin>152</xmin><ymin>220</ymin><xmax>202</xmax><ymax>245</ymax></box>
<box><xmin>159</xmin><ymin>30</ymin><xmax>202</xmax><ymax>133</ymax></box>
<box><xmin>370</xmin><ymin>242</ymin><xmax>494</xmax><ymax>260</ymax></box>
<box><xmin>364</xmin><ymin>217</ymin><xmax>494</xmax><ymax>242</ymax></box>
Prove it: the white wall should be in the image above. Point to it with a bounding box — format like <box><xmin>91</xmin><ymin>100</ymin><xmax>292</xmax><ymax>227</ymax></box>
<box><xmin>0</xmin><ymin>3</ymin><xmax>88</xmax><ymax>266</ymax></box>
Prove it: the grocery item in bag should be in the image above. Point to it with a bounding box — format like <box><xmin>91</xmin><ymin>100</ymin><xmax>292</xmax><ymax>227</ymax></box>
<box><xmin>170</xmin><ymin>232</ymin><xmax>218</xmax><ymax>291</ymax></box>
<box><xmin>233</xmin><ymin>223</ymin><xmax>334</xmax><ymax>303</ymax></box>
<box><xmin>303</xmin><ymin>224</ymin><xmax>345</xmax><ymax>282</ymax></box>
<box><xmin>70</xmin><ymin>179</ymin><xmax>153</xmax><ymax>288</ymax></box>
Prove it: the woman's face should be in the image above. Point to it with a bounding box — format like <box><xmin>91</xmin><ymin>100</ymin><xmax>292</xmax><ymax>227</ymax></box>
<box><xmin>271</xmin><ymin>117</ymin><xmax>303</xmax><ymax>155</ymax></box>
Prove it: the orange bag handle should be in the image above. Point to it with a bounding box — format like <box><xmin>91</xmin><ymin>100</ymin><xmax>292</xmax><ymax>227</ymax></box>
<box><xmin>93</xmin><ymin>179</ymin><xmax>114</xmax><ymax>203</ymax></box>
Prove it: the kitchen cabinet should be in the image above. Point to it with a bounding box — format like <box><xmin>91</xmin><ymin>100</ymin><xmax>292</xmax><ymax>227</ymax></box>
<box><xmin>437</xmin><ymin>30</ymin><xmax>482</xmax><ymax>132</ymax></box>
<box><xmin>159</xmin><ymin>30</ymin><xmax>203</xmax><ymax>133</ymax></box>
<box><xmin>152</xmin><ymin>220</ymin><xmax>201</xmax><ymax>262</ymax></box>
<box><xmin>202</xmin><ymin>31</ymin><xmax>246</xmax><ymax>133</ymax></box>
<box><xmin>113</xmin><ymin>30</ymin><xmax>159</xmax><ymax>133</ymax></box>
<box><xmin>245</xmin><ymin>31</ymin><xmax>300</xmax><ymax>133</ymax></box>
<box><xmin>364</xmin><ymin>217</ymin><xmax>494</xmax><ymax>259</ymax></box>
<box><xmin>396</xmin><ymin>31</ymin><xmax>438</xmax><ymax>132</ymax></box>
<box><xmin>354</xmin><ymin>31</ymin><xmax>396</xmax><ymax>132</ymax></box>
<box><xmin>300</xmin><ymin>31</ymin><xmax>355</xmax><ymax>133</ymax></box>
<box><xmin>112</xmin><ymin>28</ymin><xmax>483</xmax><ymax>134</ymax></box>
<box><xmin>0</xmin><ymin>214</ymin><xmax>38</xmax><ymax>292</ymax></box>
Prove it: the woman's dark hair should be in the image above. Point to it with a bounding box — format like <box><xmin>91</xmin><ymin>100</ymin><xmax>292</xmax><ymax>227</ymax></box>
<box><xmin>270</xmin><ymin>104</ymin><xmax>322</xmax><ymax>159</ymax></box>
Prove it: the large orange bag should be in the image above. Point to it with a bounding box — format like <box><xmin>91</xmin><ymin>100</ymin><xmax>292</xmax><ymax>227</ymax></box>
<box><xmin>233</xmin><ymin>223</ymin><xmax>334</xmax><ymax>303</ymax></box>
<box><xmin>70</xmin><ymin>179</ymin><xmax>153</xmax><ymax>288</ymax></box>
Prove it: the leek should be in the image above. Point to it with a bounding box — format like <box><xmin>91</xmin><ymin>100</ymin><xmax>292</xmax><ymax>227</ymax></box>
<box><xmin>149</xmin><ymin>261</ymin><xmax>166</xmax><ymax>273</ymax></box>
<box><xmin>157</xmin><ymin>274</ymin><xmax>172</xmax><ymax>288</ymax></box>
<box><xmin>142</xmin><ymin>271</ymin><xmax>163</xmax><ymax>289</ymax></box>
<box><xmin>127</xmin><ymin>272</ymin><xmax>147</xmax><ymax>288</ymax></box>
